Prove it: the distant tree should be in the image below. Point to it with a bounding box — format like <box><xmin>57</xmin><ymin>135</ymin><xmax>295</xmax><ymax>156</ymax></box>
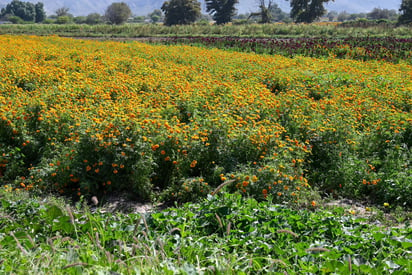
<box><xmin>1</xmin><ymin>0</ymin><xmax>37</xmax><ymax>22</ymax></box>
<box><xmin>205</xmin><ymin>0</ymin><xmax>239</xmax><ymax>24</ymax></box>
<box><xmin>149</xmin><ymin>9</ymin><xmax>162</xmax><ymax>23</ymax></box>
<box><xmin>337</xmin><ymin>11</ymin><xmax>350</xmax><ymax>22</ymax></box>
<box><xmin>399</xmin><ymin>0</ymin><xmax>412</xmax><ymax>24</ymax></box>
<box><xmin>8</xmin><ymin>15</ymin><xmax>24</xmax><ymax>23</ymax></box>
<box><xmin>74</xmin><ymin>16</ymin><xmax>87</xmax><ymax>24</ymax></box>
<box><xmin>34</xmin><ymin>2</ymin><xmax>46</xmax><ymax>22</ymax></box>
<box><xmin>161</xmin><ymin>0</ymin><xmax>201</xmax><ymax>26</ymax></box>
<box><xmin>131</xmin><ymin>15</ymin><xmax>146</xmax><ymax>23</ymax></box>
<box><xmin>105</xmin><ymin>2</ymin><xmax>132</xmax><ymax>24</ymax></box>
<box><xmin>198</xmin><ymin>13</ymin><xmax>213</xmax><ymax>23</ymax></box>
<box><xmin>86</xmin><ymin>13</ymin><xmax>102</xmax><ymax>25</ymax></box>
<box><xmin>55</xmin><ymin>15</ymin><xmax>71</xmax><ymax>24</ymax></box>
<box><xmin>248</xmin><ymin>0</ymin><xmax>274</xmax><ymax>23</ymax></box>
<box><xmin>327</xmin><ymin>10</ymin><xmax>337</xmax><ymax>21</ymax></box>
<box><xmin>55</xmin><ymin>7</ymin><xmax>70</xmax><ymax>17</ymax></box>
<box><xmin>367</xmin><ymin>8</ymin><xmax>398</xmax><ymax>21</ymax></box>
<box><xmin>288</xmin><ymin>0</ymin><xmax>334</xmax><ymax>23</ymax></box>
<box><xmin>234</xmin><ymin>13</ymin><xmax>249</xmax><ymax>20</ymax></box>
<box><xmin>349</xmin><ymin>13</ymin><xmax>366</xmax><ymax>21</ymax></box>
<box><xmin>269</xmin><ymin>2</ymin><xmax>289</xmax><ymax>22</ymax></box>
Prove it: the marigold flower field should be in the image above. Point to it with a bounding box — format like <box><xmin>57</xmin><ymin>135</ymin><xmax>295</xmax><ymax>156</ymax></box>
<box><xmin>0</xmin><ymin>35</ymin><xmax>411</xmax><ymax>206</ymax></box>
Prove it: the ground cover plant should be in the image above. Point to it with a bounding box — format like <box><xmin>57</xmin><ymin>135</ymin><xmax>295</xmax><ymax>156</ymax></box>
<box><xmin>0</xmin><ymin>35</ymin><xmax>411</xmax><ymax>207</ymax></box>
<box><xmin>0</xmin><ymin>189</ymin><xmax>411</xmax><ymax>274</ymax></box>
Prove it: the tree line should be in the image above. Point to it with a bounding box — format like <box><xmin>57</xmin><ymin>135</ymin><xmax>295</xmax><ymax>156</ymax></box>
<box><xmin>1</xmin><ymin>0</ymin><xmax>411</xmax><ymax>25</ymax></box>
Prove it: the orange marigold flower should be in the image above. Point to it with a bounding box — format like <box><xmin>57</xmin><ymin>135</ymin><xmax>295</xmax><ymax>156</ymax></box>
<box><xmin>311</xmin><ymin>201</ymin><xmax>316</xmax><ymax>207</ymax></box>
<box><xmin>190</xmin><ymin>160</ymin><xmax>197</xmax><ymax>168</ymax></box>
<box><xmin>86</xmin><ymin>165</ymin><xmax>92</xmax><ymax>171</ymax></box>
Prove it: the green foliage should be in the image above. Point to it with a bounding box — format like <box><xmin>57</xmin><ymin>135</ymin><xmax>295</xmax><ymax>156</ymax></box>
<box><xmin>0</xmin><ymin>190</ymin><xmax>410</xmax><ymax>273</ymax></box>
<box><xmin>0</xmin><ymin>0</ymin><xmax>45</xmax><ymax>22</ymax></box>
<box><xmin>269</xmin><ymin>2</ymin><xmax>290</xmax><ymax>22</ymax></box>
<box><xmin>105</xmin><ymin>2</ymin><xmax>132</xmax><ymax>25</ymax></box>
<box><xmin>0</xmin><ymin>22</ymin><xmax>411</xmax><ymax>38</ymax></box>
<box><xmin>289</xmin><ymin>0</ymin><xmax>334</xmax><ymax>23</ymax></box>
<box><xmin>73</xmin><ymin>16</ymin><xmax>87</xmax><ymax>24</ymax></box>
<box><xmin>85</xmin><ymin>13</ymin><xmax>102</xmax><ymax>25</ymax></box>
<box><xmin>149</xmin><ymin>9</ymin><xmax>163</xmax><ymax>23</ymax></box>
<box><xmin>206</xmin><ymin>0</ymin><xmax>239</xmax><ymax>25</ymax></box>
<box><xmin>55</xmin><ymin>15</ymin><xmax>72</xmax><ymax>24</ymax></box>
<box><xmin>54</xmin><ymin>7</ymin><xmax>70</xmax><ymax>17</ymax></box>
<box><xmin>34</xmin><ymin>2</ymin><xmax>45</xmax><ymax>23</ymax></box>
<box><xmin>6</xmin><ymin>15</ymin><xmax>24</xmax><ymax>24</ymax></box>
<box><xmin>399</xmin><ymin>0</ymin><xmax>412</xmax><ymax>25</ymax></box>
<box><xmin>367</xmin><ymin>8</ymin><xmax>399</xmax><ymax>21</ymax></box>
<box><xmin>248</xmin><ymin>0</ymin><xmax>274</xmax><ymax>23</ymax></box>
<box><xmin>161</xmin><ymin>0</ymin><xmax>201</xmax><ymax>26</ymax></box>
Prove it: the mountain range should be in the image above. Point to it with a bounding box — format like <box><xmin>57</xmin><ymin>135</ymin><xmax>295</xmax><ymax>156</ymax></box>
<box><xmin>0</xmin><ymin>0</ymin><xmax>403</xmax><ymax>17</ymax></box>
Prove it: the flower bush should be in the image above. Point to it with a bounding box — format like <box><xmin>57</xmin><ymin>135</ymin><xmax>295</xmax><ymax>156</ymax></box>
<box><xmin>0</xmin><ymin>36</ymin><xmax>410</xmax><ymax>206</ymax></box>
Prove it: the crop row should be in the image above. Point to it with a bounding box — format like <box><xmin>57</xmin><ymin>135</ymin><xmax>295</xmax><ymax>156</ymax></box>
<box><xmin>1</xmin><ymin>23</ymin><xmax>411</xmax><ymax>39</ymax></box>
<box><xmin>155</xmin><ymin>36</ymin><xmax>412</xmax><ymax>64</ymax></box>
<box><xmin>0</xmin><ymin>35</ymin><xmax>411</xmax><ymax>206</ymax></box>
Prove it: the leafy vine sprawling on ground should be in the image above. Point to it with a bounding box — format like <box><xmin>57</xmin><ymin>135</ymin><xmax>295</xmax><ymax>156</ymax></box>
<box><xmin>0</xmin><ymin>190</ymin><xmax>411</xmax><ymax>274</ymax></box>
